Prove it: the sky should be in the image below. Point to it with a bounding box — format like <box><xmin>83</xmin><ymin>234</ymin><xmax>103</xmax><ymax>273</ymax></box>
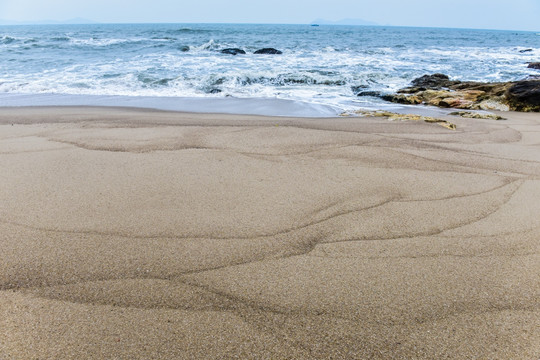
<box><xmin>1</xmin><ymin>0</ymin><xmax>539</xmax><ymax>31</ymax></box>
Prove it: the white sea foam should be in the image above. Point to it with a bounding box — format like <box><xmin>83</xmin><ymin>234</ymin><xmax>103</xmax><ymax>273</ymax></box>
<box><xmin>69</xmin><ymin>38</ymin><xmax>135</xmax><ymax>46</ymax></box>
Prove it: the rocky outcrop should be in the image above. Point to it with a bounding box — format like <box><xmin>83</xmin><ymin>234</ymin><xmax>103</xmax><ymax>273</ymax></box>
<box><xmin>221</xmin><ymin>48</ymin><xmax>246</xmax><ymax>55</ymax></box>
<box><xmin>382</xmin><ymin>74</ymin><xmax>540</xmax><ymax>112</ymax></box>
<box><xmin>254</xmin><ymin>48</ymin><xmax>283</xmax><ymax>54</ymax></box>
<box><xmin>528</xmin><ymin>62</ymin><xmax>540</xmax><ymax>70</ymax></box>
<box><xmin>506</xmin><ymin>80</ymin><xmax>540</xmax><ymax>111</ymax></box>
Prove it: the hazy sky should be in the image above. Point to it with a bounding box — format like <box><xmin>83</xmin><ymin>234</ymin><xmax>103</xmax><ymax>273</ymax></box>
<box><xmin>1</xmin><ymin>0</ymin><xmax>539</xmax><ymax>31</ymax></box>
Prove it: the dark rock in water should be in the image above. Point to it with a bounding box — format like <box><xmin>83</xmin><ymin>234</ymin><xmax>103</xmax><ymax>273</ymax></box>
<box><xmin>527</xmin><ymin>62</ymin><xmax>540</xmax><ymax>69</ymax></box>
<box><xmin>410</xmin><ymin>73</ymin><xmax>460</xmax><ymax>90</ymax></box>
<box><xmin>520</xmin><ymin>49</ymin><xmax>533</xmax><ymax>53</ymax></box>
<box><xmin>351</xmin><ymin>85</ymin><xmax>368</xmax><ymax>94</ymax></box>
<box><xmin>207</xmin><ymin>88</ymin><xmax>222</xmax><ymax>94</ymax></box>
<box><xmin>506</xmin><ymin>80</ymin><xmax>540</xmax><ymax>111</ymax></box>
<box><xmin>356</xmin><ymin>91</ymin><xmax>382</xmax><ymax>97</ymax></box>
<box><xmin>221</xmin><ymin>48</ymin><xmax>246</xmax><ymax>55</ymax></box>
<box><xmin>254</xmin><ymin>48</ymin><xmax>283</xmax><ymax>55</ymax></box>
<box><xmin>179</xmin><ymin>46</ymin><xmax>190</xmax><ymax>52</ymax></box>
<box><xmin>350</xmin><ymin>85</ymin><xmax>381</xmax><ymax>97</ymax></box>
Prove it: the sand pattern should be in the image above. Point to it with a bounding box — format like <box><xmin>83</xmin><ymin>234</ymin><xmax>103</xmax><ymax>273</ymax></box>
<box><xmin>1</xmin><ymin>107</ymin><xmax>539</xmax><ymax>359</ymax></box>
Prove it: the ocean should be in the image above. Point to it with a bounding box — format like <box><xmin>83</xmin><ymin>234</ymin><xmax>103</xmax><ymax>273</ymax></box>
<box><xmin>0</xmin><ymin>23</ymin><xmax>539</xmax><ymax>115</ymax></box>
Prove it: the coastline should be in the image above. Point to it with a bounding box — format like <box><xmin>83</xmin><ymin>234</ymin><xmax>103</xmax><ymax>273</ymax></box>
<box><xmin>0</xmin><ymin>93</ymin><xmax>341</xmax><ymax>118</ymax></box>
<box><xmin>0</xmin><ymin>92</ymin><xmax>485</xmax><ymax>119</ymax></box>
<box><xmin>1</xmin><ymin>106</ymin><xmax>539</xmax><ymax>359</ymax></box>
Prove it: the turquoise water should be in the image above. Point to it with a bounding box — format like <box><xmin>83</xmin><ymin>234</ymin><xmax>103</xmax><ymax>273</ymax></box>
<box><xmin>0</xmin><ymin>23</ymin><xmax>539</xmax><ymax>112</ymax></box>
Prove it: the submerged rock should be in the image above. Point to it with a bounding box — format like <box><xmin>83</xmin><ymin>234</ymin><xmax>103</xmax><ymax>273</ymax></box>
<box><xmin>384</xmin><ymin>74</ymin><xmax>538</xmax><ymax>112</ymax></box>
<box><xmin>528</xmin><ymin>62</ymin><xmax>540</xmax><ymax>69</ymax></box>
<box><xmin>254</xmin><ymin>48</ymin><xmax>283</xmax><ymax>54</ymax></box>
<box><xmin>221</xmin><ymin>48</ymin><xmax>246</xmax><ymax>55</ymax></box>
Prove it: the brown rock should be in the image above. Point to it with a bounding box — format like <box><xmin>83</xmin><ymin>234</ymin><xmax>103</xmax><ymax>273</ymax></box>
<box><xmin>439</xmin><ymin>97</ymin><xmax>474</xmax><ymax>109</ymax></box>
<box><xmin>474</xmin><ymin>100</ymin><xmax>510</xmax><ymax>111</ymax></box>
<box><xmin>449</xmin><ymin>111</ymin><xmax>506</xmax><ymax>120</ymax></box>
<box><xmin>385</xmin><ymin>74</ymin><xmax>538</xmax><ymax>112</ymax></box>
<box><xmin>381</xmin><ymin>94</ymin><xmax>422</xmax><ymax>105</ymax></box>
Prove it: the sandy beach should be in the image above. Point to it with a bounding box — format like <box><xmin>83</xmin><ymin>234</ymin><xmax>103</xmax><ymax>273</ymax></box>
<box><xmin>0</xmin><ymin>106</ymin><xmax>539</xmax><ymax>359</ymax></box>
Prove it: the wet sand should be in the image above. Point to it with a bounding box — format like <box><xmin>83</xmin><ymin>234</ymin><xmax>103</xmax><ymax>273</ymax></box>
<box><xmin>0</xmin><ymin>106</ymin><xmax>539</xmax><ymax>359</ymax></box>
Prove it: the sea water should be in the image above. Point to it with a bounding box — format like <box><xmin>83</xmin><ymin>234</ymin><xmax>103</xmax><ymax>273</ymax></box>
<box><xmin>0</xmin><ymin>23</ymin><xmax>538</xmax><ymax>115</ymax></box>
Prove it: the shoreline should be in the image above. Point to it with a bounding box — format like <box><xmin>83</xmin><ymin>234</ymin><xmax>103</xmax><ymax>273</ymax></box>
<box><xmin>0</xmin><ymin>92</ymin><xmax>493</xmax><ymax>119</ymax></box>
<box><xmin>0</xmin><ymin>93</ymin><xmax>341</xmax><ymax>118</ymax></box>
<box><xmin>1</xmin><ymin>106</ymin><xmax>539</xmax><ymax>359</ymax></box>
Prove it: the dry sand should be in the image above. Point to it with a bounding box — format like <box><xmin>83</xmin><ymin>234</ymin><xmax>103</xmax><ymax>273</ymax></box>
<box><xmin>0</xmin><ymin>106</ymin><xmax>539</xmax><ymax>359</ymax></box>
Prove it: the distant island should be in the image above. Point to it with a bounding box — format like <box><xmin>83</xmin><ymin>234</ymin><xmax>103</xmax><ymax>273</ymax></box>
<box><xmin>311</xmin><ymin>18</ymin><xmax>379</xmax><ymax>26</ymax></box>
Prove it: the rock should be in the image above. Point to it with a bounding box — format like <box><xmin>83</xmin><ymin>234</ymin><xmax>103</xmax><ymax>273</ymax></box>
<box><xmin>221</xmin><ymin>48</ymin><xmax>246</xmax><ymax>55</ymax></box>
<box><xmin>438</xmin><ymin>97</ymin><xmax>475</xmax><ymax>109</ymax></box>
<box><xmin>254</xmin><ymin>48</ymin><xmax>283</xmax><ymax>54</ymax></box>
<box><xmin>387</xmin><ymin>89</ymin><xmax>482</xmax><ymax>108</ymax></box>
<box><xmin>520</xmin><ymin>49</ymin><xmax>533</xmax><ymax>53</ymax></box>
<box><xmin>449</xmin><ymin>111</ymin><xmax>506</xmax><ymax>120</ymax></box>
<box><xmin>419</xmin><ymin>89</ymin><xmax>455</xmax><ymax>104</ymax></box>
<box><xmin>450</xmin><ymin>82</ymin><xmax>509</xmax><ymax>96</ymax></box>
<box><xmin>506</xmin><ymin>80</ymin><xmax>540</xmax><ymax>111</ymax></box>
<box><xmin>384</xmin><ymin>74</ymin><xmax>539</xmax><ymax>112</ymax></box>
<box><xmin>381</xmin><ymin>94</ymin><xmax>422</xmax><ymax>104</ymax></box>
<box><xmin>422</xmin><ymin>118</ymin><xmax>457</xmax><ymax>130</ymax></box>
<box><xmin>410</xmin><ymin>73</ymin><xmax>459</xmax><ymax>89</ymax></box>
<box><xmin>527</xmin><ymin>62</ymin><xmax>540</xmax><ymax>70</ymax></box>
<box><xmin>476</xmin><ymin>100</ymin><xmax>510</xmax><ymax>111</ymax></box>
<box><xmin>346</xmin><ymin>110</ymin><xmax>456</xmax><ymax>130</ymax></box>
<box><xmin>351</xmin><ymin>85</ymin><xmax>368</xmax><ymax>94</ymax></box>
<box><xmin>356</xmin><ymin>91</ymin><xmax>382</xmax><ymax>97</ymax></box>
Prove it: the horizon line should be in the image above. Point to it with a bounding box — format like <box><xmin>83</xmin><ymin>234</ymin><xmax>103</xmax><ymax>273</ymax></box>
<box><xmin>0</xmin><ymin>19</ymin><xmax>537</xmax><ymax>33</ymax></box>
